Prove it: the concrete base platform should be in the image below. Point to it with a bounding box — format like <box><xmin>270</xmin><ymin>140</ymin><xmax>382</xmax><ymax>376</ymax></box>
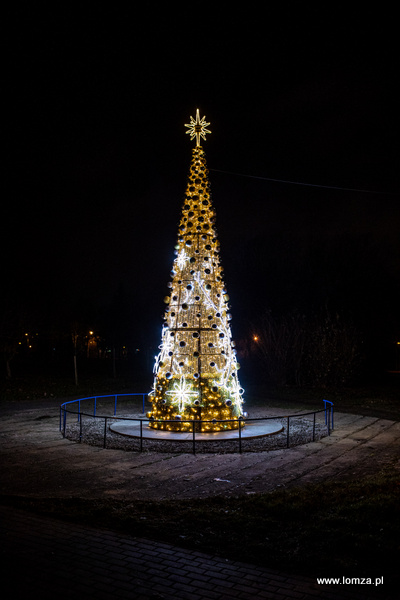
<box><xmin>109</xmin><ymin>419</ymin><xmax>284</xmax><ymax>441</ymax></box>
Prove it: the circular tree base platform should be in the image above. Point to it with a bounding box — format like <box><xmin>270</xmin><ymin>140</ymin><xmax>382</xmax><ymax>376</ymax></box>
<box><xmin>109</xmin><ymin>419</ymin><xmax>283</xmax><ymax>442</ymax></box>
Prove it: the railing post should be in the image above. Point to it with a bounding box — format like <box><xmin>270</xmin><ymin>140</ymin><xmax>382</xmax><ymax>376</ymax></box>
<box><xmin>63</xmin><ymin>409</ymin><xmax>67</xmax><ymax>438</ymax></box>
<box><xmin>103</xmin><ymin>417</ymin><xmax>107</xmax><ymax>448</ymax></box>
<box><xmin>323</xmin><ymin>400</ymin><xmax>334</xmax><ymax>432</ymax></box>
<box><xmin>142</xmin><ymin>394</ymin><xmax>145</xmax><ymax>414</ymax></box>
<box><xmin>286</xmin><ymin>416</ymin><xmax>290</xmax><ymax>448</ymax></box>
<box><xmin>79</xmin><ymin>413</ymin><xmax>83</xmax><ymax>442</ymax></box>
<box><xmin>78</xmin><ymin>400</ymin><xmax>81</xmax><ymax>422</ymax></box>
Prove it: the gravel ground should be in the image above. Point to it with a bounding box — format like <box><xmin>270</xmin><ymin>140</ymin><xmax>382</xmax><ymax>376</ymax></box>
<box><xmin>63</xmin><ymin>408</ymin><xmax>329</xmax><ymax>454</ymax></box>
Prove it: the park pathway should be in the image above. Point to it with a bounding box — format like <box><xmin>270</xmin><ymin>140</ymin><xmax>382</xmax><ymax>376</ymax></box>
<box><xmin>0</xmin><ymin>401</ymin><xmax>399</xmax><ymax>500</ymax></box>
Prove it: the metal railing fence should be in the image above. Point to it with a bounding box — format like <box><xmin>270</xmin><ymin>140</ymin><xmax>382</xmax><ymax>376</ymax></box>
<box><xmin>60</xmin><ymin>394</ymin><xmax>334</xmax><ymax>454</ymax></box>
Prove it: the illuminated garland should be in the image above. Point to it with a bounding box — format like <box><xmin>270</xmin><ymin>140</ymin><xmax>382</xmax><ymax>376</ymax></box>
<box><xmin>148</xmin><ymin>111</ymin><xmax>244</xmax><ymax>432</ymax></box>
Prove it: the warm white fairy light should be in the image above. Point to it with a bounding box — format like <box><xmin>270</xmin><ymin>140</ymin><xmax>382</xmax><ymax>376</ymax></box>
<box><xmin>224</xmin><ymin>378</ymin><xmax>244</xmax><ymax>411</ymax></box>
<box><xmin>184</xmin><ymin>109</ymin><xmax>211</xmax><ymax>146</ymax></box>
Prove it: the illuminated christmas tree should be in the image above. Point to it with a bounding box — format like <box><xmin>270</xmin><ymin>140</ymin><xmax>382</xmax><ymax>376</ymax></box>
<box><xmin>148</xmin><ymin>110</ymin><xmax>244</xmax><ymax>432</ymax></box>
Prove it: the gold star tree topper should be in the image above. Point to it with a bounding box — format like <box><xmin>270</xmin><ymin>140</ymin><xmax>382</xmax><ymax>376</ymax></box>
<box><xmin>185</xmin><ymin>109</ymin><xmax>211</xmax><ymax>146</ymax></box>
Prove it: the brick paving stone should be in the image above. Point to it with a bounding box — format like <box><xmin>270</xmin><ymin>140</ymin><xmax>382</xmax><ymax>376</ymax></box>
<box><xmin>160</xmin><ymin>557</ymin><xmax>189</xmax><ymax>568</ymax></box>
<box><xmin>276</xmin><ymin>587</ymin><xmax>305</xmax><ymax>598</ymax></box>
<box><xmin>121</xmin><ymin>548</ymin><xmax>147</xmax><ymax>560</ymax></box>
<box><xmin>244</xmin><ymin>573</ymin><xmax>274</xmax><ymax>584</ymax></box>
<box><xmin>213</xmin><ymin>578</ymin><xmax>239</xmax><ymax>589</ymax></box>
<box><xmin>214</xmin><ymin>586</ymin><xmax>242</xmax><ymax>598</ymax></box>
<box><xmin>239</xmin><ymin>565</ymin><xmax>268</xmax><ymax>576</ymax></box>
<box><xmin>157</xmin><ymin>544</ymin><xmax>182</xmax><ymax>555</ymax></box>
<box><xmin>184</xmin><ymin>564</ymin><xmax>209</xmax><ymax>575</ymax></box>
<box><xmin>193</xmin><ymin>577</ymin><xmax>221</xmax><ymax>591</ymax></box>
<box><xmin>204</xmin><ymin>568</ymin><xmax>232</xmax><ymax>581</ymax></box>
<box><xmin>221</xmin><ymin>565</ymin><xmax>247</xmax><ymax>576</ymax></box>
<box><xmin>235</xmin><ymin>583</ymin><xmax>262</xmax><ymax>597</ymax></box>
<box><xmin>169</xmin><ymin>573</ymin><xmax>196</xmax><ymax>585</ymax></box>
<box><xmin>172</xmin><ymin>591</ymin><xmax>203</xmax><ymax>600</ymax></box>
<box><xmin>167</xmin><ymin>566</ymin><xmax>193</xmax><ymax>578</ymax></box>
<box><xmin>238</xmin><ymin>591</ymin><xmax>268</xmax><ymax>600</ymax></box>
<box><xmin>109</xmin><ymin>572</ymin><xmax>134</xmax><ymax>583</ymax></box>
<box><xmin>272</xmin><ymin>579</ymin><xmax>302</xmax><ymax>591</ymax></box>
<box><xmin>146</xmin><ymin>566</ymin><xmax>169</xmax><ymax>576</ymax></box>
<box><xmin>200</xmin><ymin>589</ymin><xmax>224</xmax><ymax>599</ymax></box>
<box><xmin>103</xmin><ymin>549</ymin><xmax>127</xmax><ymax>560</ymax></box>
<box><xmin>172</xmin><ymin>580</ymin><xmax>200</xmax><ymax>593</ymax></box>
<box><xmin>144</xmin><ymin>574</ymin><xmax>170</xmax><ymax>587</ymax></box>
<box><xmin>260</xmin><ymin>592</ymin><xmax>297</xmax><ymax>600</ymax></box>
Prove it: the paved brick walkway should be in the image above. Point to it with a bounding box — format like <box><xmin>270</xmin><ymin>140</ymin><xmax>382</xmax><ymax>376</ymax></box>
<box><xmin>1</xmin><ymin>505</ymin><xmax>395</xmax><ymax>599</ymax></box>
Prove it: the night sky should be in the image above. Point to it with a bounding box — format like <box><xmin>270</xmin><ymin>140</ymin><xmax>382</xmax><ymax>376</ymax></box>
<box><xmin>4</xmin><ymin>7</ymin><xmax>400</xmax><ymax>370</ymax></box>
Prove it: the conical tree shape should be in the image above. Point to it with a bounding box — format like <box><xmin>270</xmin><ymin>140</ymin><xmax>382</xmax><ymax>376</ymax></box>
<box><xmin>148</xmin><ymin>126</ymin><xmax>244</xmax><ymax>433</ymax></box>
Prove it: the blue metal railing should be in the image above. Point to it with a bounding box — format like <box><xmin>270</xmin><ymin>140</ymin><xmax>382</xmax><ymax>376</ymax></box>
<box><xmin>60</xmin><ymin>394</ymin><xmax>334</xmax><ymax>455</ymax></box>
<box><xmin>59</xmin><ymin>393</ymin><xmax>147</xmax><ymax>429</ymax></box>
<box><xmin>323</xmin><ymin>399</ymin><xmax>334</xmax><ymax>433</ymax></box>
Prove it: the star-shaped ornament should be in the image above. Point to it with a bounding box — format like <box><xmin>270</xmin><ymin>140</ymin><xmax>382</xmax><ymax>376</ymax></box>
<box><xmin>185</xmin><ymin>109</ymin><xmax>211</xmax><ymax>146</ymax></box>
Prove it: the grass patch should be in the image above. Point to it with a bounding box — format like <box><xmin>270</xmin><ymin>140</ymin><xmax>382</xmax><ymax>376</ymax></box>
<box><xmin>3</xmin><ymin>467</ymin><xmax>399</xmax><ymax>579</ymax></box>
<box><xmin>245</xmin><ymin>380</ymin><xmax>400</xmax><ymax>421</ymax></box>
<box><xmin>0</xmin><ymin>374</ymin><xmax>145</xmax><ymax>403</ymax></box>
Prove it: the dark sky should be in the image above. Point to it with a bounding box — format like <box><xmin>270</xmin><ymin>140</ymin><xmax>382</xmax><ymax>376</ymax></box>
<box><xmin>4</xmin><ymin>6</ymin><xmax>400</xmax><ymax>350</ymax></box>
